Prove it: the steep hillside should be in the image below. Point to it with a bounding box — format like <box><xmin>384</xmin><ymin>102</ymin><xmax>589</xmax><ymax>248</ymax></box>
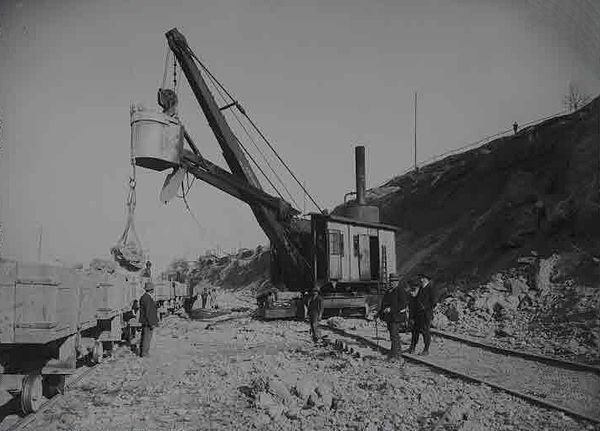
<box><xmin>188</xmin><ymin>246</ymin><xmax>271</xmax><ymax>294</ymax></box>
<box><xmin>336</xmin><ymin>96</ymin><xmax>600</xmax><ymax>285</ymax></box>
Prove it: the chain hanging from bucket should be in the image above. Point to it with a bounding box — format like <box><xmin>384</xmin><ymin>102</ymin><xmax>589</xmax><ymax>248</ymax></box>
<box><xmin>111</xmin><ymin>109</ymin><xmax>145</xmax><ymax>272</ymax></box>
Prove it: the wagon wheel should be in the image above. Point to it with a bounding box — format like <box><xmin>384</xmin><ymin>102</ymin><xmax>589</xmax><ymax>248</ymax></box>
<box><xmin>20</xmin><ymin>374</ymin><xmax>44</xmax><ymax>414</ymax></box>
<box><xmin>91</xmin><ymin>341</ymin><xmax>104</xmax><ymax>364</ymax></box>
<box><xmin>43</xmin><ymin>374</ymin><xmax>66</xmax><ymax>398</ymax></box>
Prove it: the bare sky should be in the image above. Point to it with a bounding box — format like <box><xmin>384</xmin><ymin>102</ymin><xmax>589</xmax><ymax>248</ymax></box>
<box><xmin>1</xmin><ymin>0</ymin><xmax>599</xmax><ymax>272</ymax></box>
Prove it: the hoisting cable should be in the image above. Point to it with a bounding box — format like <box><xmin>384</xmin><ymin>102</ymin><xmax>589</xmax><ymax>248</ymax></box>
<box><xmin>201</xmin><ymin>68</ymin><xmax>290</xmax><ymax>203</ymax></box>
<box><xmin>161</xmin><ymin>43</ymin><xmax>172</xmax><ymax>90</ymax></box>
<box><xmin>198</xmin><ymin>56</ymin><xmax>299</xmax><ymax>205</ymax></box>
<box><xmin>238</xmin><ymin>108</ymin><xmax>323</xmax><ymax>213</ymax></box>
<box><xmin>185</xmin><ymin>47</ymin><xmax>323</xmax><ymax>213</ymax></box>
<box><xmin>168</xmin><ymin>47</ymin><xmax>288</xmax><ymax>206</ymax></box>
<box><xmin>229</xmin><ymin>107</ymin><xmax>298</xmax><ymax>206</ymax></box>
<box><xmin>110</xmin><ymin>110</ymin><xmax>144</xmax><ymax>271</ymax></box>
<box><xmin>161</xmin><ymin>48</ymin><xmax>207</xmax><ymax>239</ymax></box>
<box><xmin>206</xmin><ymin>71</ymin><xmax>300</xmax><ymax>207</ymax></box>
<box><xmin>195</xmin><ymin>48</ymin><xmax>320</xmax><ymax>211</ymax></box>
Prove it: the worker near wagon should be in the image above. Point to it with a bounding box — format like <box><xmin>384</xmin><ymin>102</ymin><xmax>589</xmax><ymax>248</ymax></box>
<box><xmin>139</xmin><ymin>281</ymin><xmax>159</xmax><ymax>357</ymax></box>
<box><xmin>183</xmin><ymin>294</ymin><xmax>197</xmax><ymax>315</ymax></box>
<box><xmin>139</xmin><ymin>260</ymin><xmax>152</xmax><ymax>294</ymax></box>
<box><xmin>141</xmin><ymin>260</ymin><xmax>152</xmax><ymax>279</ymax></box>
<box><xmin>206</xmin><ymin>287</ymin><xmax>213</xmax><ymax>308</ymax></box>
<box><xmin>307</xmin><ymin>283</ymin><xmax>324</xmax><ymax>344</ymax></box>
<box><xmin>200</xmin><ymin>287</ymin><xmax>209</xmax><ymax>309</ymax></box>
<box><xmin>210</xmin><ymin>288</ymin><xmax>219</xmax><ymax>310</ymax></box>
<box><xmin>378</xmin><ymin>273</ymin><xmax>409</xmax><ymax>361</ymax></box>
<box><xmin>407</xmin><ymin>274</ymin><xmax>434</xmax><ymax>355</ymax></box>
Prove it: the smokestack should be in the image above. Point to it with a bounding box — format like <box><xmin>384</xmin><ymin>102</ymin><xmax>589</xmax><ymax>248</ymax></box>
<box><xmin>355</xmin><ymin>145</ymin><xmax>366</xmax><ymax>205</ymax></box>
<box><xmin>345</xmin><ymin>145</ymin><xmax>380</xmax><ymax>223</ymax></box>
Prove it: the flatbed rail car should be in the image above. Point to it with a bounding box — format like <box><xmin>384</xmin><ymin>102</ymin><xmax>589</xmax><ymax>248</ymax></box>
<box><xmin>0</xmin><ymin>259</ymin><xmax>140</xmax><ymax>414</ymax></box>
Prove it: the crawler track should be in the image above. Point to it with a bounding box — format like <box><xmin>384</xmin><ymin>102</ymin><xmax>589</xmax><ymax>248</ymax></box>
<box><xmin>321</xmin><ymin>323</ymin><xmax>600</xmax><ymax>424</ymax></box>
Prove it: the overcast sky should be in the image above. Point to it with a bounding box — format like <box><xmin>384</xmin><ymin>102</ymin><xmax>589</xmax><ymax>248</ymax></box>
<box><xmin>1</xmin><ymin>0</ymin><xmax>599</xmax><ymax>272</ymax></box>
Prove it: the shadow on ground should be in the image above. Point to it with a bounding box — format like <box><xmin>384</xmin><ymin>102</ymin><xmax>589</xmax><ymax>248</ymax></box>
<box><xmin>187</xmin><ymin>308</ymin><xmax>232</xmax><ymax>321</ymax></box>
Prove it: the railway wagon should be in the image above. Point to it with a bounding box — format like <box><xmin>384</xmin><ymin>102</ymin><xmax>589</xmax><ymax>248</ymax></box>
<box><xmin>152</xmin><ymin>280</ymin><xmax>186</xmax><ymax>318</ymax></box>
<box><xmin>154</xmin><ymin>281</ymin><xmax>171</xmax><ymax>319</ymax></box>
<box><xmin>94</xmin><ymin>271</ymin><xmax>143</xmax><ymax>352</ymax></box>
<box><xmin>0</xmin><ymin>259</ymin><xmax>140</xmax><ymax>414</ymax></box>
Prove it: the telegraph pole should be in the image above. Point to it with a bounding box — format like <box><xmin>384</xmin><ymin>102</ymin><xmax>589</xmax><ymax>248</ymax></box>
<box><xmin>37</xmin><ymin>225</ymin><xmax>43</xmax><ymax>262</ymax></box>
<box><xmin>414</xmin><ymin>91</ymin><xmax>418</xmax><ymax>172</ymax></box>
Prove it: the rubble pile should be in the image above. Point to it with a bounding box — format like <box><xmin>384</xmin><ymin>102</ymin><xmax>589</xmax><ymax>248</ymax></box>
<box><xmin>246</xmin><ymin>373</ymin><xmax>336</xmax><ymax>422</ymax></box>
<box><xmin>432</xmin><ymin>254</ymin><xmax>600</xmax><ymax>363</ymax></box>
<box><xmin>190</xmin><ymin>246</ymin><xmax>271</xmax><ymax>294</ymax></box>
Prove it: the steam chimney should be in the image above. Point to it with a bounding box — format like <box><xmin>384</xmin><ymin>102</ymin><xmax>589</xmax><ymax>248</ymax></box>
<box><xmin>344</xmin><ymin>145</ymin><xmax>380</xmax><ymax>223</ymax></box>
<box><xmin>355</xmin><ymin>146</ymin><xmax>366</xmax><ymax>205</ymax></box>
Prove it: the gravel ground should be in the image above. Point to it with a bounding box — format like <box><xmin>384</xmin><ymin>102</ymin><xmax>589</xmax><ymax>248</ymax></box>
<box><xmin>334</xmin><ymin>318</ymin><xmax>600</xmax><ymax>423</ymax></box>
<box><xmin>5</xmin><ymin>304</ymin><xmax>595</xmax><ymax>431</ymax></box>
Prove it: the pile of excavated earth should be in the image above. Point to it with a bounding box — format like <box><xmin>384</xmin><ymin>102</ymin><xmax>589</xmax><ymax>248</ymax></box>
<box><xmin>432</xmin><ymin>253</ymin><xmax>600</xmax><ymax>364</ymax></box>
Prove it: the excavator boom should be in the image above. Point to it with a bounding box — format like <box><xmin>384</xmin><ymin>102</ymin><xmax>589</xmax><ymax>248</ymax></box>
<box><xmin>165</xmin><ymin>28</ymin><xmax>312</xmax><ymax>290</ymax></box>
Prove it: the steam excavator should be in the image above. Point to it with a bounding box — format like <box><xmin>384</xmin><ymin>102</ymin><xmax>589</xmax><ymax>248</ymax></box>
<box><xmin>131</xmin><ymin>28</ymin><xmax>398</xmax><ymax>318</ymax></box>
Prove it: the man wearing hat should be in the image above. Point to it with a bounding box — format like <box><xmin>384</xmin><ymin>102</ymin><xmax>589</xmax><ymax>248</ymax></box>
<box><xmin>407</xmin><ymin>274</ymin><xmax>434</xmax><ymax>355</ymax></box>
<box><xmin>307</xmin><ymin>282</ymin><xmax>324</xmax><ymax>344</ymax></box>
<box><xmin>139</xmin><ymin>281</ymin><xmax>159</xmax><ymax>357</ymax></box>
<box><xmin>378</xmin><ymin>273</ymin><xmax>409</xmax><ymax>360</ymax></box>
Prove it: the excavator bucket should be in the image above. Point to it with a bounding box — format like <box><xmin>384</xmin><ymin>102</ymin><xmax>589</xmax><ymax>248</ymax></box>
<box><xmin>130</xmin><ymin>104</ymin><xmax>184</xmax><ymax>171</ymax></box>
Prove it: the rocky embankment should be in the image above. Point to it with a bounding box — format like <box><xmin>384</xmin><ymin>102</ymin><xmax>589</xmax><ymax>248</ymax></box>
<box><xmin>432</xmin><ymin>253</ymin><xmax>600</xmax><ymax>364</ymax></box>
<box><xmin>187</xmin><ymin>246</ymin><xmax>271</xmax><ymax>295</ymax></box>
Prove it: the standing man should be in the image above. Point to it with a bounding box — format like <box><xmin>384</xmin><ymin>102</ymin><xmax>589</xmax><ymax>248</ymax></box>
<box><xmin>200</xmin><ymin>287</ymin><xmax>209</xmax><ymax>309</ymax></box>
<box><xmin>307</xmin><ymin>284</ymin><xmax>324</xmax><ymax>344</ymax></box>
<box><xmin>140</xmin><ymin>261</ymin><xmax>152</xmax><ymax>295</ymax></box>
<box><xmin>379</xmin><ymin>273</ymin><xmax>409</xmax><ymax>360</ymax></box>
<box><xmin>183</xmin><ymin>294</ymin><xmax>197</xmax><ymax>315</ymax></box>
<box><xmin>141</xmin><ymin>261</ymin><xmax>152</xmax><ymax>279</ymax></box>
<box><xmin>408</xmin><ymin>274</ymin><xmax>434</xmax><ymax>355</ymax></box>
<box><xmin>139</xmin><ymin>281</ymin><xmax>159</xmax><ymax>357</ymax></box>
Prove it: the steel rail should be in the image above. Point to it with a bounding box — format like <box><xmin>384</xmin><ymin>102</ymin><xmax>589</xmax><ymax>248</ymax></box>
<box><xmin>320</xmin><ymin>325</ymin><xmax>600</xmax><ymax>425</ymax></box>
<box><xmin>430</xmin><ymin>328</ymin><xmax>600</xmax><ymax>374</ymax></box>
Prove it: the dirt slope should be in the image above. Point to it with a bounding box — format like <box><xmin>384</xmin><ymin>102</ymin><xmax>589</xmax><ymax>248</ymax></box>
<box><xmin>335</xmin><ymin>95</ymin><xmax>600</xmax><ymax>285</ymax></box>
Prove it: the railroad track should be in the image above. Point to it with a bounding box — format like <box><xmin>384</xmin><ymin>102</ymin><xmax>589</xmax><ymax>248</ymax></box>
<box><xmin>320</xmin><ymin>323</ymin><xmax>600</xmax><ymax>425</ymax></box>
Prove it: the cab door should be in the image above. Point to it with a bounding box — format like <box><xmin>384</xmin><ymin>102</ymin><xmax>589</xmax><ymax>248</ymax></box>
<box><xmin>328</xmin><ymin>229</ymin><xmax>343</xmax><ymax>280</ymax></box>
<box><xmin>358</xmin><ymin>234</ymin><xmax>371</xmax><ymax>280</ymax></box>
